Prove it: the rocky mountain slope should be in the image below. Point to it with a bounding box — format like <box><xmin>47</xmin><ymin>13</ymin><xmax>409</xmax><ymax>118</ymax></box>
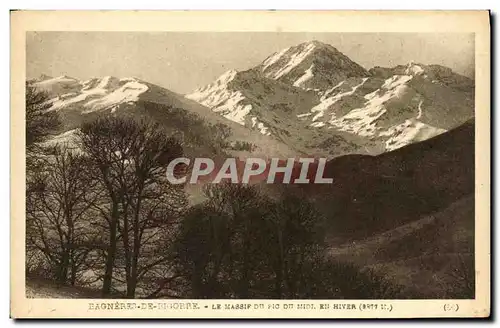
<box><xmin>186</xmin><ymin>68</ymin><xmax>322</xmax><ymax>145</ymax></box>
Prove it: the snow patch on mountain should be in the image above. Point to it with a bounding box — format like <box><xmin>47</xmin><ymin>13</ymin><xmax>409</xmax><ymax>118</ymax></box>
<box><xmin>186</xmin><ymin>69</ymin><xmax>320</xmax><ymax>135</ymax></box>
<box><xmin>309</xmin><ymin>78</ymin><xmax>368</xmax><ymax>122</ymax></box>
<box><xmin>310</xmin><ymin>121</ymin><xmax>326</xmax><ymax>128</ymax></box>
<box><xmin>381</xmin><ymin>119</ymin><xmax>446</xmax><ymax>151</ymax></box>
<box><xmin>328</xmin><ymin>75</ymin><xmax>415</xmax><ymax>137</ymax></box>
<box><xmin>37</xmin><ymin>75</ymin><xmax>78</xmax><ymax>86</ymax></box>
<box><xmin>211</xmin><ymin>91</ymin><xmax>252</xmax><ymax>125</ymax></box>
<box><xmin>83</xmin><ymin>80</ymin><xmax>148</xmax><ymax>113</ymax></box>
<box><xmin>331</xmin><ymin>105</ymin><xmax>386</xmax><ymax>137</ymax></box>
<box><xmin>321</xmin><ymin>81</ymin><xmax>346</xmax><ymax>100</ymax></box>
<box><xmin>261</xmin><ymin>47</ymin><xmax>290</xmax><ymax>71</ymax></box>
<box><xmin>359</xmin><ymin>75</ymin><xmax>413</xmax><ymax>113</ymax></box>
<box><xmin>185</xmin><ymin>70</ymin><xmax>238</xmax><ymax>108</ymax></box>
<box><xmin>293</xmin><ymin>64</ymin><xmax>315</xmax><ymax>87</ymax></box>
<box><xmin>251</xmin><ymin>116</ymin><xmax>271</xmax><ymax>135</ymax></box>
<box><xmin>405</xmin><ymin>62</ymin><xmax>425</xmax><ymax>76</ymax></box>
<box><xmin>270</xmin><ymin>43</ymin><xmax>316</xmax><ymax>79</ymax></box>
<box><xmin>186</xmin><ymin>71</ymin><xmax>254</xmax><ymax>126</ymax></box>
<box><xmin>297</xmin><ymin>112</ymin><xmax>313</xmax><ymax>119</ymax></box>
<box><xmin>417</xmin><ymin>100</ymin><xmax>424</xmax><ymax>119</ymax></box>
<box><xmin>293</xmin><ymin>71</ymin><xmax>451</xmax><ymax>150</ymax></box>
<box><xmin>381</xmin><ymin>74</ymin><xmax>413</xmax><ymax>90</ymax></box>
<box><xmin>35</xmin><ymin>75</ymin><xmax>81</xmax><ymax>96</ymax></box>
<box><xmin>216</xmin><ymin>69</ymin><xmax>238</xmax><ymax>85</ymax></box>
<box><xmin>40</xmin><ymin>76</ymin><xmax>149</xmax><ymax>113</ymax></box>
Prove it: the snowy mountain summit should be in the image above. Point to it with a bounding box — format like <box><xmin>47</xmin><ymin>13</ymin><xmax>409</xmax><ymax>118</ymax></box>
<box><xmin>257</xmin><ymin>40</ymin><xmax>369</xmax><ymax>91</ymax></box>
<box><xmin>34</xmin><ymin>75</ymin><xmax>150</xmax><ymax>114</ymax></box>
<box><xmin>186</xmin><ymin>41</ymin><xmax>474</xmax><ymax>156</ymax></box>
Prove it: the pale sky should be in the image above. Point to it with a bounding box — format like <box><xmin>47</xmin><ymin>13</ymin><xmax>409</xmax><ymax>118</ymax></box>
<box><xmin>27</xmin><ymin>32</ymin><xmax>475</xmax><ymax>94</ymax></box>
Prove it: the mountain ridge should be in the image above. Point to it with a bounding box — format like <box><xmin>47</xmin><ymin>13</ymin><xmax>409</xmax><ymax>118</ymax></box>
<box><xmin>32</xmin><ymin>74</ymin><xmax>301</xmax><ymax>160</ymax></box>
<box><xmin>186</xmin><ymin>41</ymin><xmax>474</xmax><ymax>156</ymax></box>
<box><xmin>33</xmin><ymin>40</ymin><xmax>475</xmax><ymax>159</ymax></box>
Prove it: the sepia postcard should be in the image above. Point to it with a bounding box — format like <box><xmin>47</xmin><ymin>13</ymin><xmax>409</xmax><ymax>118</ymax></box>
<box><xmin>10</xmin><ymin>10</ymin><xmax>490</xmax><ymax>319</ymax></box>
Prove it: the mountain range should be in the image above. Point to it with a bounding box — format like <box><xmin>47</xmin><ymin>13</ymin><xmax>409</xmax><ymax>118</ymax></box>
<box><xmin>30</xmin><ymin>39</ymin><xmax>476</xmax><ymax>298</ymax></box>
<box><xmin>187</xmin><ymin>40</ymin><xmax>474</xmax><ymax>156</ymax></box>
<box><xmin>33</xmin><ymin>40</ymin><xmax>474</xmax><ymax>159</ymax></box>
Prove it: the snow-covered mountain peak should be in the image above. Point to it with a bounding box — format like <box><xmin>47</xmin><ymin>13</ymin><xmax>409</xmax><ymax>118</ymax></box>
<box><xmin>81</xmin><ymin>76</ymin><xmax>122</xmax><ymax>91</ymax></box>
<box><xmin>182</xmin><ymin>40</ymin><xmax>475</xmax><ymax>156</ymax></box>
<box><xmin>263</xmin><ymin>42</ymin><xmax>317</xmax><ymax>79</ymax></box>
<box><xmin>39</xmin><ymin>75</ymin><xmax>77</xmax><ymax>83</ymax></box>
<box><xmin>33</xmin><ymin>74</ymin><xmax>149</xmax><ymax>114</ymax></box>
<box><xmin>257</xmin><ymin>40</ymin><xmax>369</xmax><ymax>91</ymax></box>
<box><xmin>40</xmin><ymin>75</ymin><xmax>79</xmax><ymax>84</ymax></box>
<box><xmin>188</xmin><ymin>70</ymin><xmax>238</xmax><ymax>97</ymax></box>
<box><xmin>185</xmin><ymin>70</ymin><xmax>254</xmax><ymax>126</ymax></box>
<box><xmin>57</xmin><ymin>75</ymin><xmax>76</xmax><ymax>80</ymax></box>
<box><xmin>32</xmin><ymin>74</ymin><xmax>53</xmax><ymax>82</ymax></box>
<box><xmin>217</xmin><ymin>69</ymin><xmax>238</xmax><ymax>83</ymax></box>
<box><xmin>405</xmin><ymin>61</ymin><xmax>425</xmax><ymax>76</ymax></box>
<box><xmin>304</xmin><ymin>39</ymin><xmax>329</xmax><ymax>47</ymax></box>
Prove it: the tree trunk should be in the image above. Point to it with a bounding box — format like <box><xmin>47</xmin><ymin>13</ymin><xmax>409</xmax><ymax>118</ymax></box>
<box><xmin>70</xmin><ymin>250</ymin><xmax>77</xmax><ymax>286</ymax></box>
<box><xmin>126</xmin><ymin>277</ymin><xmax>137</xmax><ymax>298</ymax></box>
<box><xmin>240</xmin><ymin>235</ymin><xmax>250</xmax><ymax>298</ymax></box>
<box><xmin>57</xmin><ymin>252</ymin><xmax>69</xmax><ymax>283</ymax></box>
<box><xmin>275</xmin><ymin>228</ymin><xmax>284</xmax><ymax>298</ymax></box>
<box><xmin>128</xmin><ymin>194</ymin><xmax>142</xmax><ymax>299</ymax></box>
<box><xmin>102</xmin><ymin>209</ymin><xmax>118</xmax><ymax>297</ymax></box>
<box><xmin>274</xmin><ymin>264</ymin><xmax>283</xmax><ymax>299</ymax></box>
<box><xmin>192</xmin><ymin>262</ymin><xmax>204</xmax><ymax>298</ymax></box>
<box><xmin>122</xmin><ymin>207</ymin><xmax>132</xmax><ymax>298</ymax></box>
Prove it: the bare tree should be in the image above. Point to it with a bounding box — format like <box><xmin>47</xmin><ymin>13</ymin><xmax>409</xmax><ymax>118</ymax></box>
<box><xmin>26</xmin><ymin>145</ymin><xmax>97</xmax><ymax>284</ymax></box>
<box><xmin>25</xmin><ymin>82</ymin><xmax>60</xmax><ymax>147</ymax></box>
<box><xmin>266</xmin><ymin>188</ymin><xmax>326</xmax><ymax>298</ymax></box>
<box><xmin>175</xmin><ymin>183</ymin><xmax>272</xmax><ymax>298</ymax></box>
<box><xmin>25</xmin><ymin>81</ymin><xmax>61</xmax><ymax>202</ymax></box>
<box><xmin>78</xmin><ymin>116</ymin><xmax>186</xmax><ymax>298</ymax></box>
<box><xmin>174</xmin><ymin>204</ymin><xmax>232</xmax><ymax>298</ymax></box>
